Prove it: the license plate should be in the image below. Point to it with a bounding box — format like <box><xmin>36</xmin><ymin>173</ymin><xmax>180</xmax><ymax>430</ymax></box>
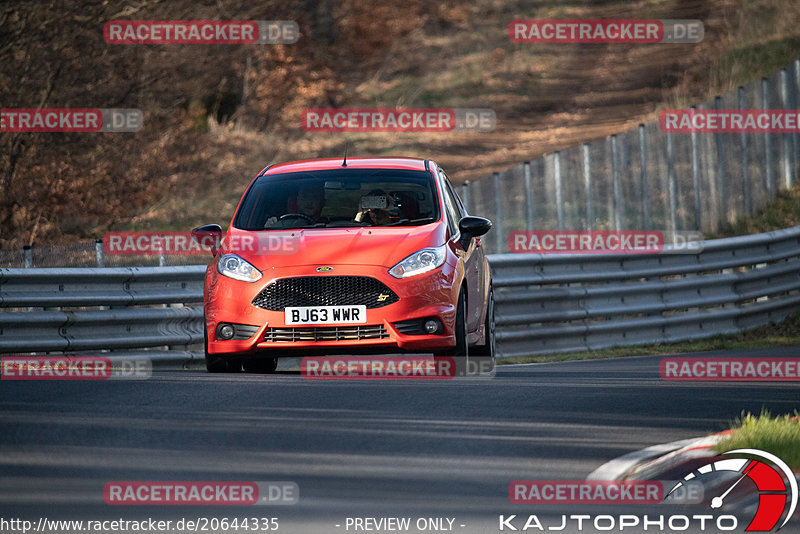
<box><xmin>285</xmin><ymin>305</ymin><xmax>367</xmax><ymax>325</ymax></box>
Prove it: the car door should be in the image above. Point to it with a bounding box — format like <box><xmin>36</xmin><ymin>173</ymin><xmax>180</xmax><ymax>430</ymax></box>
<box><xmin>438</xmin><ymin>168</ymin><xmax>484</xmax><ymax>334</ymax></box>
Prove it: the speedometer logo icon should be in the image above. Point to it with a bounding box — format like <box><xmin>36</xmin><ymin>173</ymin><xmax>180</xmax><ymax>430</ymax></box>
<box><xmin>666</xmin><ymin>449</ymin><xmax>798</xmax><ymax>531</ymax></box>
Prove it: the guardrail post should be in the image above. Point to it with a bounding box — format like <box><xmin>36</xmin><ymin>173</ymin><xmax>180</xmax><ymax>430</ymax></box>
<box><xmin>554</xmin><ymin>151</ymin><xmax>564</xmax><ymax>230</ymax></box>
<box><xmin>638</xmin><ymin>125</ymin><xmax>649</xmax><ymax>230</ymax></box>
<box><xmin>524</xmin><ymin>162</ymin><xmax>534</xmax><ymax>231</ymax></box>
<box><xmin>667</xmin><ymin>131</ymin><xmax>678</xmax><ymax>242</ymax></box>
<box><xmin>780</xmin><ymin>68</ymin><xmax>793</xmax><ymax>188</ymax></box>
<box><xmin>493</xmin><ymin>172</ymin><xmax>503</xmax><ymax>253</ymax></box>
<box><xmin>714</xmin><ymin>96</ymin><xmax>727</xmax><ymax>222</ymax></box>
<box><xmin>23</xmin><ymin>245</ymin><xmax>32</xmax><ymax>268</ymax></box>
<box><xmin>583</xmin><ymin>145</ymin><xmax>593</xmax><ymax>231</ymax></box>
<box><xmin>690</xmin><ymin>107</ymin><xmax>702</xmax><ymax>230</ymax></box>
<box><xmin>95</xmin><ymin>239</ymin><xmax>105</xmax><ymax>267</ymax></box>
<box><xmin>762</xmin><ymin>78</ymin><xmax>774</xmax><ymax>199</ymax></box>
<box><xmin>738</xmin><ymin>87</ymin><xmax>751</xmax><ymax>214</ymax></box>
<box><xmin>611</xmin><ymin>136</ymin><xmax>622</xmax><ymax>231</ymax></box>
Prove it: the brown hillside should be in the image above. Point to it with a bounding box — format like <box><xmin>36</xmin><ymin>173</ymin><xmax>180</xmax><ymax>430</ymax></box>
<box><xmin>1</xmin><ymin>0</ymin><xmax>799</xmax><ymax>247</ymax></box>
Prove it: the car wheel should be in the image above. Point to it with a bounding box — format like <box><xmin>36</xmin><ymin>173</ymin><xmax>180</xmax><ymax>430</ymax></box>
<box><xmin>471</xmin><ymin>285</ymin><xmax>495</xmax><ymax>360</ymax></box>
<box><xmin>204</xmin><ymin>326</ymin><xmax>242</xmax><ymax>373</ymax></box>
<box><xmin>434</xmin><ymin>287</ymin><xmax>467</xmax><ymax>356</ymax></box>
<box><xmin>452</xmin><ymin>287</ymin><xmax>468</xmax><ymax>357</ymax></box>
<box><xmin>242</xmin><ymin>357</ymin><xmax>278</xmax><ymax>374</ymax></box>
<box><xmin>470</xmin><ymin>285</ymin><xmax>495</xmax><ymax>375</ymax></box>
<box><xmin>434</xmin><ymin>288</ymin><xmax>467</xmax><ymax>375</ymax></box>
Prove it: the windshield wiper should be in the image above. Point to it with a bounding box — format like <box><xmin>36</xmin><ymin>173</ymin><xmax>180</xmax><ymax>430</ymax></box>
<box><xmin>279</xmin><ymin>222</ymin><xmax>327</xmax><ymax>229</ymax></box>
<box><xmin>389</xmin><ymin>217</ymin><xmax>436</xmax><ymax>226</ymax></box>
<box><xmin>324</xmin><ymin>221</ymin><xmax>365</xmax><ymax>228</ymax></box>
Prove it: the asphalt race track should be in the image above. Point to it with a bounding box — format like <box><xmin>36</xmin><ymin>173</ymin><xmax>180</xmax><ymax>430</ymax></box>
<box><xmin>1</xmin><ymin>347</ymin><xmax>799</xmax><ymax>533</ymax></box>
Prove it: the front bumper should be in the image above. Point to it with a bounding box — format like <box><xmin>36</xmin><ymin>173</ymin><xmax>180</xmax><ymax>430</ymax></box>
<box><xmin>205</xmin><ymin>262</ymin><xmax>459</xmax><ymax>355</ymax></box>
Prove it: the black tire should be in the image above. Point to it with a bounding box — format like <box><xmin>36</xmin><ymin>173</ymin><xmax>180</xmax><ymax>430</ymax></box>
<box><xmin>470</xmin><ymin>285</ymin><xmax>496</xmax><ymax>375</ymax></box>
<box><xmin>204</xmin><ymin>326</ymin><xmax>242</xmax><ymax>373</ymax></box>
<box><xmin>434</xmin><ymin>288</ymin><xmax>467</xmax><ymax>375</ymax></box>
<box><xmin>242</xmin><ymin>357</ymin><xmax>278</xmax><ymax>374</ymax></box>
<box><xmin>471</xmin><ymin>285</ymin><xmax>495</xmax><ymax>359</ymax></box>
<box><xmin>434</xmin><ymin>287</ymin><xmax>467</xmax><ymax>357</ymax></box>
<box><xmin>451</xmin><ymin>287</ymin><xmax>468</xmax><ymax>357</ymax></box>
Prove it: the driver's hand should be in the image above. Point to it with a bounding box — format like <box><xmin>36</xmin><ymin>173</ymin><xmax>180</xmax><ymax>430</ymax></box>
<box><xmin>264</xmin><ymin>216</ymin><xmax>278</xmax><ymax>228</ymax></box>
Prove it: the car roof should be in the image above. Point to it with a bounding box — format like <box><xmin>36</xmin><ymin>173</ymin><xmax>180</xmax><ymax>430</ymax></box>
<box><xmin>259</xmin><ymin>157</ymin><xmax>429</xmax><ymax>176</ymax></box>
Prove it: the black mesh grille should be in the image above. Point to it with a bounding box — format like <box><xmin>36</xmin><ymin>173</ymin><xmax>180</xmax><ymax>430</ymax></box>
<box><xmin>252</xmin><ymin>276</ymin><xmax>399</xmax><ymax>311</ymax></box>
<box><xmin>393</xmin><ymin>319</ymin><xmax>427</xmax><ymax>335</ymax></box>
<box><xmin>231</xmin><ymin>324</ymin><xmax>259</xmax><ymax>340</ymax></box>
<box><xmin>264</xmin><ymin>325</ymin><xmax>388</xmax><ymax>342</ymax></box>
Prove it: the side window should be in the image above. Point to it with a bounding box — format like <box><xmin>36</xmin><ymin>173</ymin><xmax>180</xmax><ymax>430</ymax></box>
<box><xmin>443</xmin><ymin>177</ymin><xmax>466</xmax><ymax>220</ymax></box>
<box><xmin>437</xmin><ymin>168</ymin><xmax>460</xmax><ymax>238</ymax></box>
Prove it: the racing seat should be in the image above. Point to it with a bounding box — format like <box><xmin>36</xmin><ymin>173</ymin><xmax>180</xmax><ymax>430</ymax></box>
<box><xmin>391</xmin><ymin>191</ymin><xmax>420</xmax><ymax>220</ymax></box>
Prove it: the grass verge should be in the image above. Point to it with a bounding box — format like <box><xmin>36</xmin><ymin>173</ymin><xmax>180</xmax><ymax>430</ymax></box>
<box><xmin>498</xmin><ymin>313</ymin><xmax>800</xmax><ymax>364</ymax></box>
<box><xmin>714</xmin><ymin>410</ymin><xmax>800</xmax><ymax>471</ymax></box>
<box><xmin>706</xmin><ymin>184</ymin><xmax>800</xmax><ymax>239</ymax></box>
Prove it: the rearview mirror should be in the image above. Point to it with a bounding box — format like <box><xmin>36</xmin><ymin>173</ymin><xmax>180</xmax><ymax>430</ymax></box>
<box><xmin>458</xmin><ymin>216</ymin><xmax>492</xmax><ymax>249</ymax></box>
<box><xmin>191</xmin><ymin>224</ymin><xmax>223</xmax><ymax>256</ymax></box>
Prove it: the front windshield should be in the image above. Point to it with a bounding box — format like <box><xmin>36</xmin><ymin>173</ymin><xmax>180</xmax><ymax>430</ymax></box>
<box><xmin>233</xmin><ymin>169</ymin><xmax>440</xmax><ymax>230</ymax></box>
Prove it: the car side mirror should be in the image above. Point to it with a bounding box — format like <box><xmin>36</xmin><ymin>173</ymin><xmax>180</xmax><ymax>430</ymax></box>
<box><xmin>191</xmin><ymin>224</ymin><xmax>223</xmax><ymax>256</ymax></box>
<box><xmin>458</xmin><ymin>216</ymin><xmax>492</xmax><ymax>248</ymax></box>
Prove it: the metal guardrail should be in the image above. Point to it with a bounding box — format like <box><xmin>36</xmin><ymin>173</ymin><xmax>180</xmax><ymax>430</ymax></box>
<box><xmin>1</xmin><ymin>226</ymin><xmax>799</xmax><ymax>357</ymax></box>
<box><xmin>0</xmin><ymin>266</ymin><xmax>205</xmax><ymax>354</ymax></box>
<box><xmin>493</xmin><ymin>225</ymin><xmax>800</xmax><ymax>357</ymax></box>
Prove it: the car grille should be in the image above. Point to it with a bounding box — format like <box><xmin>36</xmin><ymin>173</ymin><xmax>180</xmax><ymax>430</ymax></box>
<box><xmin>252</xmin><ymin>276</ymin><xmax>399</xmax><ymax>311</ymax></box>
<box><xmin>222</xmin><ymin>323</ymin><xmax>260</xmax><ymax>340</ymax></box>
<box><xmin>263</xmin><ymin>325</ymin><xmax>389</xmax><ymax>342</ymax></box>
<box><xmin>393</xmin><ymin>319</ymin><xmax>427</xmax><ymax>335</ymax></box>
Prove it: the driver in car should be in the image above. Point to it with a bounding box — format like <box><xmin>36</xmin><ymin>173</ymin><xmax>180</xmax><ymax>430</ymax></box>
<box><xmin>295</xmin><ymin>183</ymin><xmax>325</xmax><ymax>221</ymax></box>
<box><xmin>265</xmin><ymin>183</ymin><xmax>326</xmax><ymax>227</ymax></box>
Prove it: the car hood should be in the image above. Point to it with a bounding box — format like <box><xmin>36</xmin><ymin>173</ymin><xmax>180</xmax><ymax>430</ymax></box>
<box><xmin>223</xmin><ymin>223</ymin><xmax>446</xmax><ymax>270</ymax></box>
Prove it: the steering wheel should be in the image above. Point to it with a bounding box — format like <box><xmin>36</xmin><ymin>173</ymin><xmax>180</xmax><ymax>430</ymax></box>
<box><xmin>279</xmin><ymin>213</ymin><xmax>316</xmax><ymax>224</ymax></box>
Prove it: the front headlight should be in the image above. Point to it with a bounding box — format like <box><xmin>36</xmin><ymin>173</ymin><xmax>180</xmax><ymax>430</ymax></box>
<box><xmin>217</xmin><ymin>254</ymin><xmax>262</xmax><ymax>282</ymax></box>
<box><xmin>388</xmin><ymin>245</ymin><xmax>447</xmax><ymax>279</ymax></box>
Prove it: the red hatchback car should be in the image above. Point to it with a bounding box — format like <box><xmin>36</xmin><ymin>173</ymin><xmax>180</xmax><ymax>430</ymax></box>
<box><xmin>194</xmin><ymin>157</ymin><xmax>494</xmax><ymax>373</ymax></box>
